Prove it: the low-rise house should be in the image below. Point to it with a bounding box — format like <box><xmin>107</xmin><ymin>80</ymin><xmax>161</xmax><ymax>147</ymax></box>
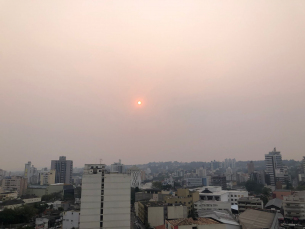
<box><xmin>237</xmin><ymin>197</ymin><xmax>263</xmax><ymax>213</ymax></box>
<box><xmin>197</xmin><ymin>210</ymin><xmax>240</xmax><ymax>228</ymax></box>
<box><xmin>62</xmin><ymin>210</ymin><xmax>80</xmax><ymax>229</ymax></box>
<box><xmin>239</xmin><ymin>209</ymin><xmax>280</xmax><ymax>229</ymax></box>
<box><xmin>35</xmin><ymin>218</ymin><xmax>49</xmax><ymax>229</ymax></box>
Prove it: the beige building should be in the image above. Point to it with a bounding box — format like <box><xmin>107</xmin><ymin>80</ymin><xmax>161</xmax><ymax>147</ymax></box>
<box><xmin>283</xmin><ymin>191</ymin><xmax>305</xmax><ymax>220</ymax></box>
<box><xmin>22</xmin><ymin>196</ymin><xmax>41</xmax><ymax>204</ymax></box>
<box><xmin>40</xmin><ymin>170</ymin><xmax>56</xmax><ymax>185</ymax></box>
<box><xmin>2</xmin><ymin>176</ymin><xmax>27</xmax><ymax>196</ymax></box>
<box><xmin>164</xmin><ymin>189</ymin><xmax>199</xmax><ymax>215</ymax></box>
<box><xmin>137</xmin><ymin>201</ymin><xmax>187</xmax><ymax>228</ymax></box>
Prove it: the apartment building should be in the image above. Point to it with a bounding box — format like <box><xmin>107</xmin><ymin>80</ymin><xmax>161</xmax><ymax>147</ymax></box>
<box><xmin>164</xmin><ymin>189</ymin><xmax>199</xmax><ymax>215</ymax></box>
<box><xmin>237</xmin><ymin>197</ymin><xmax>263</xmax><ymax>213</ymax></box>
<box><xmin>1</xmin><ymin>176</ymin><xmax>27</xmax><ymax>196</ymax></box>
<box><xmin>51</xmin><ymin>156</ymin><xmax>73</xmax><ymax>184</ymax></box>
<box><xmin>283</xmin><ymin>191</ymin><xmax>305</xmax><ymax>221</ymax></box>
<box><xmin>63</xmin><ymin>211</ymin><xmax>80</xmax><ymax>229</ymax></box>
<box><xmin>80</xmin><ymin>164</ymin><xmax>130</xmax><ymax>229</ymax></box>
<box><xmin>39</xmin><ymin>170</ymin><xmax>56</xmax><ymax>185</ymax></box>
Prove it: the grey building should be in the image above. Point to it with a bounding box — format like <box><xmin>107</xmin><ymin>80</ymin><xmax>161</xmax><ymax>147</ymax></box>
<box><xmin>51</xmin><ymin>156</ymin><xmax>73</xmax><ymax>184</ymax></box>
<box><xmin>265</xmin><ymin>148</ymin><xmax>284</xmax><ymax>186</ymax></box>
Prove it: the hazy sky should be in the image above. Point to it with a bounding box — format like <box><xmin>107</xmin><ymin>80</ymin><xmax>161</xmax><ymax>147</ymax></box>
<box><xmin>1</xmin><ymin>1</ymin><xmax>305</xmax><ymax>170</ymax></box>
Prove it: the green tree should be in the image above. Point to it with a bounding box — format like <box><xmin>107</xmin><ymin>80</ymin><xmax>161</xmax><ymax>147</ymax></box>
<box><xmin>152</xmin><ymin>181</ymin><xmax>162</xmax><ymax>190</ymax></box>
<box><xmin>244</xmin><ymin>180</ymin><xmax>264</xmax><ymax>194</ymax></box>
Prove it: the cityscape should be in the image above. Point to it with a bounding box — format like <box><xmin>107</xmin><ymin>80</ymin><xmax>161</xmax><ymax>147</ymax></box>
<box><xmin>1</xmin><ymin>0</ymin><xmax>305</xmax><ymax>229</ymax></box>
<box><xmin>0</xmin><ymin>148</ymin><xmax>305</xmax><ymax>228</ymax></box>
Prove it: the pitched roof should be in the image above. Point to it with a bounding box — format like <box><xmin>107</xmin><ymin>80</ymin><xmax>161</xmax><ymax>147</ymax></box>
<box><xmin>167</xmin><ymin>217</ymin><xmax>220</xmax><ymax>226</ymax></box>
<box><xmin>197</xmin><ymin>210</ymin><xmax>239</xmax><ymax>226</ymax></box>
<box><xmin>265</xmin><ymin>198</ymin><xmax>283</xmax><ymax>209</ymax></box>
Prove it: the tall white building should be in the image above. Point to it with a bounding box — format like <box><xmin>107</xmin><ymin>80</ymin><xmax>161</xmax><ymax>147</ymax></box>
<box><xmin>265</xmin><ymin>148</ymin><xmax>285</xmax><ymax>186</ymax></box>
<box><xmin>128</xmin><ymin>166</ymin><xmax>141</xmax><ymax>188</ymax></box>
<box><xmin>80</xmin><ymin>164</ymin><xmax>131</xmax><ymax>229</ymax></box>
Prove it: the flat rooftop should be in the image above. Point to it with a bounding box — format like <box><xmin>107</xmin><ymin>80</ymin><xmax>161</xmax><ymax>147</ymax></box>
<box><xmin>167</xmin><ymin>217</ymin><xmax>220</xmax><ymax>226</ymax></box>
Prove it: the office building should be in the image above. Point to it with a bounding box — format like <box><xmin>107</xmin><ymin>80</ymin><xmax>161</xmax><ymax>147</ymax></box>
<box><xmin>265</xmin><ymin>148</ymin><xmax>285</xmax><ymax>186</ymax></box>
<box><xmin>80</xmin><ymin>164</ymin><xmax>130</xmax><ymax>229</ymax></box>
<box><xmin>51</xmin><ymin>156</ymin><xmax>73</xmax><ymax>184</ymax></box>
<box><xmin>237</xmin><ymin>197</ymin><xmax>263</xmax><ymax>213</ymax></box>
<box><xmin>185</xmin><ymin>178</ymin><xmax>203</xmax><ymax>187</ymax></box>
<box><xmin>283</xmin><ymin>191</ymin><xmax>305</xmax><ymax>221</ymax></box>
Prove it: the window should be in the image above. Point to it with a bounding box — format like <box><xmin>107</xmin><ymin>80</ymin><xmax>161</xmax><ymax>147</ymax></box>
<box><xmin>100</xmin><ymin>222</ymin><xmax>103</xmax><ymax>227</ymax></box>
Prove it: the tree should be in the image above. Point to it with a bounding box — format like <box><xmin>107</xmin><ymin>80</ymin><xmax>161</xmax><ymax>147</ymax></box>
<box><xmin>152</xmin><ymin>181</ymin><xmax>162</xmax><ymax>190</ymax></box>
<box><xmin>244</xmin><ymin>180</ymin><xmax>264</xmax><ymax>194</ymax></box>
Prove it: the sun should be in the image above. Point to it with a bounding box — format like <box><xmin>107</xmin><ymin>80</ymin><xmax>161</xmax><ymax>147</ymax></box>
<box><xmin>137</xmin><ymin>101</ymin><xmax>142</xmax><ymax>105</ymax></box>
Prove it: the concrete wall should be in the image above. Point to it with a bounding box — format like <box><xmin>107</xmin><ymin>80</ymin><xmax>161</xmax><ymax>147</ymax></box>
<box><xmin>103</xmin><ymin>173</ymin><xmax>130</xmax><ymax>229</ymax></box>
<box><xmin>148</xmin><ymin>206</ymin><xmax>164</xmax><ymax>227</ymax></box>
<box><xmin>168</xmin><ymin>206</ymin><xmax>187</xmax><ymax>219</ymax></box>
<box><xmin>80</xmin><ymin>173</ymin><xmax>102</xmax><ymax>229</ymax></box>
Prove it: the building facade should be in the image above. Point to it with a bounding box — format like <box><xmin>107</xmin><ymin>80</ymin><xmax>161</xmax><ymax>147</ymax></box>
<box><xmin>80</xmin><ymin>164</ymin><xmax>131</xmax><ymax>229</ymax></box>
<box><xmin>283</xmin><ymin>191</ymin><xmax>305</xmax><ymax>221</ymax></box>
<box><xmin>195</xmin><ymin>200</ymin><xmax>231</xmax><ymax>212</ymax></box>
<box><xmin>128</xmin><ymin>166</ymin><xmax>141</xmax><ymax>188</ymax></box>
<box><xmin>63</xmin><ymin>211</ymin><xmax>80</xmax><ymax>229</ymax></box>
<box><xmin>265</xmin><ymin>148</ymin><xmax>286</xmax><ymax>186</ymax></box>
<box><xmin>1</xmin><ymin>176</ymin><xmax>27</xmax><ymax>196</ymax></box>
<box><xmin>237</xmin><ymin>197</ymin><xmax>263</xmax><ymax>213</ymax></box>
<box><xmin>51</xmin><ymin>156</ymin><xmax>73</xmax><ymax>184</ymax></box>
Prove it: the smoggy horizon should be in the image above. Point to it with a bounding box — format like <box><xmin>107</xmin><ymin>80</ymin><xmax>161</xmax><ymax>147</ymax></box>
<box><xmin>1</xmin><ymin>1</ymin><xmax>305</xmax><ymax>171</ymax></box>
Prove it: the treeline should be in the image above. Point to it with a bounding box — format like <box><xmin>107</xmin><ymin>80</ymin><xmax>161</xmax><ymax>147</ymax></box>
<box><xmin>0</xmin><ymin>203</ymin><xmax>48</xmax><ymax>225</ymax></box>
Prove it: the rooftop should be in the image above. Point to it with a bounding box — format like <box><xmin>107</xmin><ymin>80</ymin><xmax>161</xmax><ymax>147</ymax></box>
<box><xmin>265</xmin><ymin>198</ymin><xmax>283</xmax><ymax>209</ymax></box>
<box><xmin>239</xmin><ymin>209</ymin><xmax>277</xmax><ymax>229</ymax></box>
<box><xmin>167</xmin><ymin>217</ymin><xmax>220</xmax><ymax>226</ymax></box>
<box><xmin>0</xmin><ymin>199</ymin><xmax>25</xmax><ymax>206</ymax></box>
<box><xmin>197</xmin><ymin>210</ymin><xmax>239</xmax><ymax>226</ymax></box>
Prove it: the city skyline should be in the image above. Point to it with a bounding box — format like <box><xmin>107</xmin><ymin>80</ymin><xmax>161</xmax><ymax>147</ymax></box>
<box><xmin>1</xmin><ymin>1</ymin><xmax>305</xmax><ymax>170</ymax></box>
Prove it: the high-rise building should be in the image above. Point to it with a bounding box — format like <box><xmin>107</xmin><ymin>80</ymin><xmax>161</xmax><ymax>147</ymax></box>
<box><xmin>127</xmin><ymin>166</ymin><xmax>141</xmax><ymax>188</ymax></box>
<box><xmin>24</xmin><ymin>161</ymin><xmax>39</xmax><ymax>184</ymax></box>
<box><xmin>39</xmin><ymin>170</ymin><xmax>56</xmax><ymax>185</ymax></box>
<box><xmin>0</xmin><ymin>169</ymin><xmax>6</xmax><ymax>180</ymax></box>
<box><xmin>247</xmin><ymin>161</ymin><xmax>254</xmax><ymax>174</ymax></box>
<box><xmin>80</xmin><ymin>164</ymin><xmax>130</xmax><ymax>229</ymax></box>
<box><xmin>265</xmin><ymin>148</ymin><xmax>284</xmax><ymax>186</ymax></box>
<box><xmin>51</xmin><ymin>156</ymin><xmax>73</xmax><ymax>184</ymax></box>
